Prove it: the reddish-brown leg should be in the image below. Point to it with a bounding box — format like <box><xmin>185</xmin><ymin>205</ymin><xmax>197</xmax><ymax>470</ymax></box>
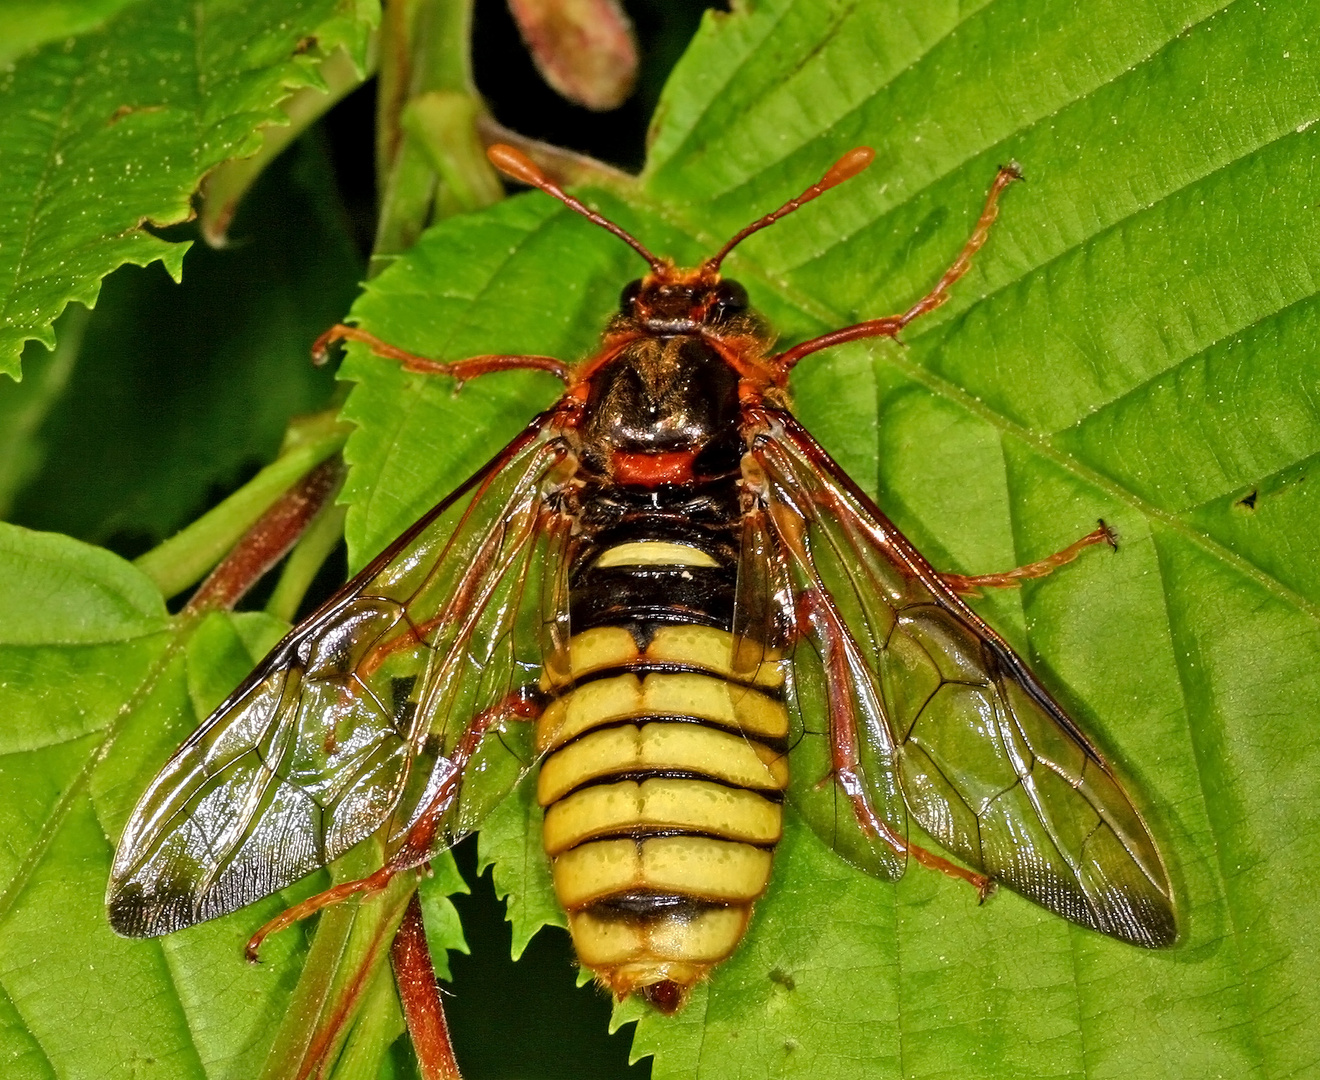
<box><xmin>245</xmin><ymin>688</ymin><xmax>543</xmax><ymax>961</ymax></box>
<box><xmin>771</xmin><ymin>163</ymin><xmax>1024</xmax><ymax>375</ymax></box>
<box><xmin>796</xmin><ymin>587</ymin><xmax>993</xmax><ymax>899</ymax></box>
<box><xmin>312</xmin><ymin>324</ymin><xmax>571</xmax><ymax>384</ymax></box>
<box><xmin>941</xmin><ymin>521</ymin><xmax>1116</xmax><ymax>596</ymax></box>
<box><xmin>392</xmin><ymin>894</ymin><xmax>463</xmax><ymax>1080</ymax></box>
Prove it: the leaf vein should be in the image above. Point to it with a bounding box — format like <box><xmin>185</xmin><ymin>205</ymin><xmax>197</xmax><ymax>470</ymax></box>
<box><xmin>0</xmin><ymin>976</ymin><xmax>60</xmax><ymax>1080</ymax></box>
<box><xmin>780</xmin><ymin>0</ymin><xmax>1242</xmax><ymax>277</ymax></box>
<box><xmin>1148</xmin><ymin>527</ymin><xmax>1270</xmax><ymax>1074</ymax></box>
<box><xmin>642</xmin><ymin>0</ymin><xmax>805</xmax><ymax>182</ymax></box>
<box><xmin>1056</xmin><ymin>287</ymin><xmax>1320</xmax><ymax>449</ymax></box>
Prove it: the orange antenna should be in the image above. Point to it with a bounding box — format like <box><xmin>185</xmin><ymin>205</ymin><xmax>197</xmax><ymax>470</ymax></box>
<box><xmin>487</xmin><ymin>144</ymin><xmax>667</xmax><ymax>273</ymax></box>
<box><xmin>704</xmin><ymin>147</ymin><xmax>876</xmax><ymax>272</ymax></box>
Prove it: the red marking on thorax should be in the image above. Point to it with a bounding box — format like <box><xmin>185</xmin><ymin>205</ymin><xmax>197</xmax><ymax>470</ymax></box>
<box><xmin>610</xmin><ymin>450</ymin><xmax>698</xmax><ymax>486</ymax></box>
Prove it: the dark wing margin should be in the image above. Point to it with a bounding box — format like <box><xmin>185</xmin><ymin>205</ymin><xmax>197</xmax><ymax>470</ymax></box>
<box><xmin>746</xmin><ymin>408</ymin><xmax>1176</xmax><ymax>947</ymax></box>
<box><xmin>108</xmin><ymin>413</ymin><xmax>573</xmax><ymax>937</ymax></box>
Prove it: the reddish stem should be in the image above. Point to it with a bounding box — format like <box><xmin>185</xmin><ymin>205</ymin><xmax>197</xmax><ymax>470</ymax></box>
<box><xmin>392</xmin><ymin>894</ymin><xmax>463</xmax><ymax>1080</ymax></box>
<box><xmin>183</xmin><ymin>456</ymin><xmax>344</xmax><ymax>615</ymax></box>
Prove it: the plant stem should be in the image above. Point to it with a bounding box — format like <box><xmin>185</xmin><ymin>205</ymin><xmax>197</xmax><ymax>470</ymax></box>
<box><xmin>403</xmin><ymin>91</ymin><xmax>504</xmax><ymax>212</ymax></box>
<box><xmin>302</xmin><ymin>871</ymin><xmax>420</xmax><ymax>1078</ymax></box>
<box><xmin>373</xmin><ymin>0</ymin><xmax>500</xmax><ymax>275</ymax></box>
<box><xmin>265</xmin><ymin>496</ymin><xmax>349</xmax><ymax>623</ymax></box>
<box><xmin>259</xmin><ymin>899</ymin><xmax>358</xmax><ymax>1080</ymax></box>
<box><xmin>392</xmin><ymin>894</ymin><xmax>463</xmax><ymax>1080</ymax></box>
<box><xmin>258</xmin><ymin>841</ymin><xmax>419</xmax><ymax>1080</ymax></box>
<box><xmin>476</xmin><ymin>113</ymin><xmax>636</xmax><ymax>188</ymax></box>
<box><xmin>328</xmin><ymin>958</ymin><xmax>408</xmax><ymax>1079</ymax></box>
<box><xmin>377</xmin><ymin>0</ymin><xmax>474</xmax><ymax>177</ymax></box>
<box><xmin>183</xmin><ymin>455</ymin><xmax>345</xmax><ymax>614</ymax></box>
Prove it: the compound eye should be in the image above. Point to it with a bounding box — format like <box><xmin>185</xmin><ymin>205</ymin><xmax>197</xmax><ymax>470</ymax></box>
<box><xmin>619</xmin><ymin>279</ymin><xmax>644</xmax><ymax>313</ymax></box>
<box><xmin>709</xmin><ymin>279</ymin><xmax>749</xmax><ymax>318</ymax></box>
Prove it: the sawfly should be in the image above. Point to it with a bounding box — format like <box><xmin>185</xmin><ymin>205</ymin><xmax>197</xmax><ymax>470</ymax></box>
<box><xmin>108</xmin><ymin>143</ymin><xmax>1176</xmax><ymax>1014</ymax></box>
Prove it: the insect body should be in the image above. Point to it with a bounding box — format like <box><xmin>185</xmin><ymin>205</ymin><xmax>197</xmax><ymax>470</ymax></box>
<box><xmin>535</xmin><ymin>315</ymin><xmax>789</xmax><ymax>1007</ymax></box>
<box><xmin>108</xmin><ymin>145</ymin><xmax>1176</xmax><ymax>1012</ymax></box>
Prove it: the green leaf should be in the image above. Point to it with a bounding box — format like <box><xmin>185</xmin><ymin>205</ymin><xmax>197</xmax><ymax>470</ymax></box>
<box><xmin>0</xmin><ymin>523</ymin><xmax>323</xmax><ymax>1079</ymax></box>
<box><xmin>477</xmin><ymin>777</ymin><xmax>562</xmax><ymax>959</ymax></box>
<box><xmin>1</xmin><ymin>137</ymin><xmax>357</xmax><ymax>546</ymax></box>
<box><xmin>0</xmin><ymin>0</ymin><xmax>141</xmax><ymax>67</ymax></box>
<box><xmin>334</xmin><ymin>1</ymin><xmax>1320</xmax><ymax>1076</ymax></box>
<box><xmin>0</xmin><ymin>521</ymin><xmax>165</xmax><ymax>644</ymax></box>
<box><xmin>0</xmin><ymin>0</ymin><xmax>377</xmax><ymax>378</ymax></box>
<box><xmin>417</xmin><ymin>854</ymin><xmax>471</xmax><ymax>983</ymax></box>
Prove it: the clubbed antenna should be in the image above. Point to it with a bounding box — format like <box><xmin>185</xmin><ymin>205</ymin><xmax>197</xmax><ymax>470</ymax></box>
<box><xmin>487</xmin><ymin>144</ymin><xmax>667</xmax><ymax>273</ymax></box>
<box><xmin>704</xmin><ymin>147</ymin><xmax>876</xmax><ymax>272</ymax></box>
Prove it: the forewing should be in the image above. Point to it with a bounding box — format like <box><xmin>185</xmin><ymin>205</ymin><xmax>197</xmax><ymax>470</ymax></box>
<box><xmin>748</xmin><ymin>410</ymin><xmax>1175</xmax><ymax>947</ymax></box>
<box><xmin>108</xmin><ymin>416</ymin><xmax>572</xmax><ymax>936</ymax></box>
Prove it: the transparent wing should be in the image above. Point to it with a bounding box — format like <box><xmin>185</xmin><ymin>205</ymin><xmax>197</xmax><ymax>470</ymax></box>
<box><xmin>108</xmin><ymin>415</ymin><xmax>574</xmax><ymax>936</ymax></box>
<box><xmin>746</xmin><ymin>409</ymin><xmax>1176</xmax><ymax>947</ymax></box>
<box><xmin>733</xmin><ymin>489</ymin><xmax>909</xmax><ymax>882</ymax></box>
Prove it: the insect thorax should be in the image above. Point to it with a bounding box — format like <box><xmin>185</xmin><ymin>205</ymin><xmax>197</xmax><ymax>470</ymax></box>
<box><xmin>581</xmin><ymin>335</ymin><xmax>744</xmax><ymax>465</ymax></box>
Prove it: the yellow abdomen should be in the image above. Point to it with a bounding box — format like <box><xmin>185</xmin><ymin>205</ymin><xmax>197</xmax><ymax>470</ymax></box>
<box><xmin>536</xmin><ymin>609</ymin><xmax>788</xmax><ymax>1009</ymax></box>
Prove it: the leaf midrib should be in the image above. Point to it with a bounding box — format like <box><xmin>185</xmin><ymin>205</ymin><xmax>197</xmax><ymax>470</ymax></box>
<box><xmin>1148</xmin><ymin>529</ymin><xmax>1269</xmax><ymax>1074</ymax></box>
